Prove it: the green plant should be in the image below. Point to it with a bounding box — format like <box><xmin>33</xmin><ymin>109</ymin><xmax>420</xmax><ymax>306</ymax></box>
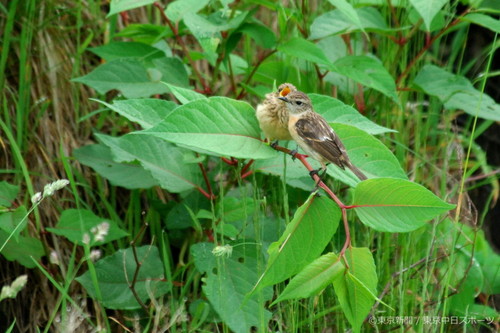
<box><xmin>2</xmin><ymin>0</ymin><xmax>500</xmax><ymax>332</ymax></box>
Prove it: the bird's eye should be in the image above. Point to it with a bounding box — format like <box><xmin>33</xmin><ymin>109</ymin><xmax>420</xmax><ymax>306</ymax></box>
<box><xmin>295</xmin><ymin>101</ymin><xmax>303</xmax><ymax>106</ymax></box>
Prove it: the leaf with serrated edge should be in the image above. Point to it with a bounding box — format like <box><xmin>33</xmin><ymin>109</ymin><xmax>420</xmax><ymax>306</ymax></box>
<box><xmin>139</xmin><ymin>96</ymin><xmax>278</xmax><ymax>159</ymax></box>
<box><xmin>272</xmin><ymin>252</ymin><xmax>344</xmax><ymax>305</ymax></box>
<box><xmin>353</xmin><ymin>178</ymin><xmax>455</xmax><ymax>232</ymax></box>
<box><xmin>333</xmin><ymin>247</ymin><xmax>377</xmax><ymax>333</ymax></box>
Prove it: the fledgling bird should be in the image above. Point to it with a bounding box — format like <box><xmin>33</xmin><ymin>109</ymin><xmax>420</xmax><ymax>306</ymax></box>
<box><xmin>278</xmin><ymin>90</ymin><xmax>368</xmax><ymax>181</ymax></box>
<box><xmin>255</xmin><ymin>83</ymin><xmax>297</xmax><ymax>144</ymax></box>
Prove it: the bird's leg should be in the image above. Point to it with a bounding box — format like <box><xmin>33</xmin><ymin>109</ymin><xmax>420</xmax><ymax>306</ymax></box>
<box><xmin>270</xmin><ymin>140</ymin><xmax>279</xmax><ymax>148</ymax></box>
<box><xmin>290</xmin><ymin>145</ymin><xmax>300</xmax><ymax>160</ymax></box>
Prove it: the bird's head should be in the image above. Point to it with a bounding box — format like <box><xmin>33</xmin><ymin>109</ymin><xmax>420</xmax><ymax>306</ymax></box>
<box><xmin>278</xmin><ymin>90</ymin><xmax>312</xmax><ymax>114</ymax></box>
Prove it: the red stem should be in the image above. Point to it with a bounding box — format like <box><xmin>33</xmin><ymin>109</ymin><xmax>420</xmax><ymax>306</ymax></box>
<box><xmin>153</xmin><ymin>2</ymin><xmax>211</xmax><ymax>93</ymax></box>
<box><xmin>197</xmin><ymin>158</ymin><xmax>214</xmax><ymax>200</ymax></box>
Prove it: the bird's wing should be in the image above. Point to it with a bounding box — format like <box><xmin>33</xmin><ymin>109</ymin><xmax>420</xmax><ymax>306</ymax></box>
<box><xmin>295</xmin><ymin>113</ymin><xmax>349</xmax><ymax>168</ymax></box>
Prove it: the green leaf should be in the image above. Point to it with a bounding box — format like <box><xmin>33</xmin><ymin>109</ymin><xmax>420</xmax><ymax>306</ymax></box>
<box><xmin>253</xmin><ymin>195</ymin><xmax>341</xmax><ymax>290</ymax></box>
<box><xmin>328</xmin><ymin>0</ymin><xmax>365</xmax><ymax>34</ymax></box>
<box><xmin>332</xmin><ymin>55</ymin><xmax>399</xmax><ymax>103</ymax></box>
<box><xmin>74</xmin><ymin>144</ymin><xmax>158</xmax><ymax>189</ymax></box>
<box><xmin>238</xmin><ymin>22</ymin><xmax>276</xmax><ymax>49</ymax></box>
<box><xmin>96</xmin><ymin>133</ymin><xmax>202</xmax><ymax>193</ymax></box>
<box><xmin>0</xmin><ymin>230</ymin><xmax>44</xmax><ymax>268</ymax></box>
<box><xmin>310</xmin><ymin>7</ymin><xmax>392</xmax><ymax>39</ymax></box>
<box><xmin>191</xmin><ymin>242</ymin><xmax>272</xmax><ymax>333</ymax></box>
<box><xmin>76</xmin><ymin>246</ymin><xmax>170</xmax><ymax>309</ymax></box>
<box><xmin>108</xmin><ymin>0</ymin><xmax>156</xmax><ymax>17</ymax></box>
<box><xmin>0</xmin><ymin>181</ymin><xmax>19</xmax><ymax>208</ymax></box>
<box><xmin>88</xmin><ymin>42</ymin><xmax>165</xmax><ymax>62</ymax></box>
<box><xmin>166</xmin><ymin>0</ymin><xmax>210</xmax><ymax>22</ymax></box>
<box><xmin>72</xmin><ymin>57</ymin><xmax>188</xmax><ymax>98</ymax></box>
<box><xmin>272</xmin><ymin>252</ymin><xmax>344</xmax><ymax>304</ymax></box>
<box><xmin>310</xmin><ymin>94</ymin><xmax>395</xmax><ymax>134</ymax></box>
<box><xmin>183</xmin><ymin>13</ymin><xmax>222</xmax><ymax>64</ymax></box>
<box><xmin>46</xmin><ymin>209</ymin><xmax>128</xmax><ymax>246</ymax></box>
<box><xmin>115</xmin><ymin>24</ymin><xmax>171</xmax><ymax>45</ymax></box>
<box><xmin>0</xmin><ymin>206</ymin><xmax>28</xmax><ymax>242</ymax></box>
<box><xmin>409</xmin><ymin>0</ymin><xmax>448</xmax><ymax>31</ymax></box>
<box><xmin>327</xmin><ymin>124</ymin><xmax>407</xmax><ymax>186</ymax></box>
<box><xmin>278</xmin><ymin>37</ymin><xmax>333</xmax><ymax>67</ymax></box>
<box><xmin>353</xmin><ymin>178</ymin><xmax>455</xmax><ymax>232</ymax></box>
<box><xmin>163</xmin><ymin>83</ymin><xmax>207</xmax><ymax>104</ymax></box>
<box><xmin>95</xmin><ymin>98</ymin><xmax>176</xmax><ymax>129</ymax></box>
<box><xmin>140</xmin><ymin>96</ymin><xmax>278</xmax><ymax>159</ymax></box>
<box><xmin>413</xmin><ymin>64</ymin><xmax>500</xmax><ymax>121</ymax></box>
<box><xmin>333</xmin><ymin>247</ymin><xmax>377</xmax><ymax>333</ymax></box>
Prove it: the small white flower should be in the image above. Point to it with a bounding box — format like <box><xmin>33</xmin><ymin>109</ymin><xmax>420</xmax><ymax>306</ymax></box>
<box><xmin>82</xmin><ymin>233</ymin><xmax>90</xmax><ymax>245</ymax></box>
<box><xmin>49</xmin><ymin>250</ymin><xmax>60</xmax><ymax>265</ymax></box>
<box><xmin>212</xmin><ymin>244</ymin><xmax>233</xmax><ymax>258</ymax></box>
<box><xmin>43</xmin><ymin>179</ymin><xmax>70</xmax><ymax>197</ymax></box>
<box><xmin>31</xmin><ymin>192</ymin><xmax>42</xmax><ymax>204</ymax></box>
<box><xmin>92</xmin><ymin>222</ymin><xmax>110</xmax><ymax>242</ymax></box>
<box><xmin>89</xmin><ymin>249</ymin><xmax>101</xmax><ymax>261</ymax></box>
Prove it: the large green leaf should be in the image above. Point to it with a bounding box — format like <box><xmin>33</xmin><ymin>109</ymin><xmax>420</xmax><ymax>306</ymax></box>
<box><xmin>140</xmin><ymin>96</ymin><xmax>278</xmax><ymax>159</ymax></box>
<box><xmin>409</xmin><ymin>0</ymin><xmax>447</xmax><ymax>31</ymax></box>
<box><xmin>96</xmin><ymin>133</ymin><xmax>202</xmax><ymax>193</ymax></box>
<box><xmin>278</xmin><ymin>37</ymin><xmax>333</xmax><ymax>67</ymax></box>
<box><xmin>310</xmin><ymin>7</ymin><xmax>392</xmax><ymax>39</ymax></box>
<box><xmin>333</xmin><ymin>247</ymin><xmax>377</xmax><ymax>333</ymax></box>
<box><xmin>272</xmin><ymin>252</ymin><xmax>345</xmax><ymax>304</ymax></box>
<box><xmin>333</xmin><ymin>55</ymin><xmax>399</xmax><ymax>103</ymax></box>
<box><xmin>76</xmin><ymin>246</ymin><xmax>170</xmax><ymax>309</ymax></box>
<box><xmin>413</xmin><ymin>64</ymin><xmax>500</xmax><ymax>121</ymax></box>
<box><xmin>191</xmin><ymin>242</ymin><xmax>272</xmax><ymax>333</ymax></box>
<box><xmin>46</xmin><ymin>209</ymin><xmax>128</xmax><ymax>246</ymax></box>
<box><xmin>0</xmin><ymin>181</ymin><xmax>19</xmax><ymax>208</ymax></box>
<box><xmin>353</xmin><ymin>178</ymin><xmax>455</xmax><ymax>232</ymax></box>
<box><xmin>0</xmin><ymin>206</ymin><xmax>28</xmax><ymax>242</ymax></box>
<box><xmin>74</xmin><ymin>144</ymin><xmax>159</xmax><ymax>189</ymax></box>
<box><xmin>96</xmin><ymin>98</ymin><xmax>177</xmax><ymax>129</ymax></box>
<box><xmin>462</xmin><ymin>13</ymin><xmax>500</xmax><ymax>33</ymax></box>
<box><xmin>0</xmin><ymin>230</ymin><xmax>44</xmax><ymax>268</ymax></box>
<box><xmin>328</xmin><ymin>0</ymin><xmax>365</xmax><ymax>34</ymax></box>
<box><xmin>310</xmin><ymin>94</ymin><xmax>395</xmax><ymax>135</ymax></box>
<box><xmin>166</xmin><ymin>0</ymin><xmax>210</xmax><ymax>22</ymax></box>
<box><xmin>254</xmin><ymin>195</ymin><xmax>341</xmax><ymax>290</ymax></box>
<box><xmin>72</xmin><ymin>57</ymin><xmax>188</xmax><ymax>98</ymax></box>
<box><xmin>88</xmin><ymin>42</ymin><xmax>165</xmax><ymax>62</ymax></box>
<box><xmin>327</xmin><ymin>123</ymin><xmax>407</xmax><ymax>186</ymax></box>
<box><xmin>108</xmin><ymin>0</ymin><xmax>156</xmax><ymax>17</ymax></box>
<box><xmin>164</xmin><ymin>83</ymin><xmax>207</xmax><ymax>104</ymax></box>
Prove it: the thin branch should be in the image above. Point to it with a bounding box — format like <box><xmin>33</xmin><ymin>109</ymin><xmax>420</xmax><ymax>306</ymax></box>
<box><xmin>153</xmin><ymin>2</ymin><xmax>210</xmax><ymax>93</ymax></box>
<box><xmin>197</xmin><ymin>155</ymin><xmax>215</xmax><ymax>200</ymax></box>
<box><xmin>128</xmin><ymin>223</ymin><xmax>150</xmax><ymax>315</ymax></box>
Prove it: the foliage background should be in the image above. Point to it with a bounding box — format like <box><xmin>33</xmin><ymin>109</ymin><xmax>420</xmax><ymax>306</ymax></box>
<box><xmin>1</xmin><ymin>0</ymin><xmax>499</xmax><ymax>332</ymax></box>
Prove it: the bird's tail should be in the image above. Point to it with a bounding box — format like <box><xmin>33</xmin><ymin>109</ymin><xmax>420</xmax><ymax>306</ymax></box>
<box><xmin>348</xmin><ymin>164</ymin><xmax>368</xmax><ymax>181</ymax></box>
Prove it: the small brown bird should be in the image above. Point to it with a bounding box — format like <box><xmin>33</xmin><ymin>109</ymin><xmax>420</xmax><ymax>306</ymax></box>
<box><xmin>279</xmin><ymin>90</ymin><xmax>367</xmax><ymax>181</ymax></box>
<box><xmin>256</xmin><ymin>83</ymin><xmax>297</xmax><ymax>144</ymax></box>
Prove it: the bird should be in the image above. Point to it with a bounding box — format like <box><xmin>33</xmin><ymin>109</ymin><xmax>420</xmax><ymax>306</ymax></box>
<box><xmin>255</xmin><ymin>83</ymin><xmax>297</xmax><ymax>145</ymax></box>
<box><xmin>278</xmin><ymin>90</ymin><xmax>368</xmax><ymax>181</ymax></box>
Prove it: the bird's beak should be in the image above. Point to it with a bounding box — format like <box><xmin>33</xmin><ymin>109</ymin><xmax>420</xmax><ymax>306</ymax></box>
<box><xmin>278</xmin><ymin>96</ymin><xmax>289</xmax><ymax>103</ymax></box>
